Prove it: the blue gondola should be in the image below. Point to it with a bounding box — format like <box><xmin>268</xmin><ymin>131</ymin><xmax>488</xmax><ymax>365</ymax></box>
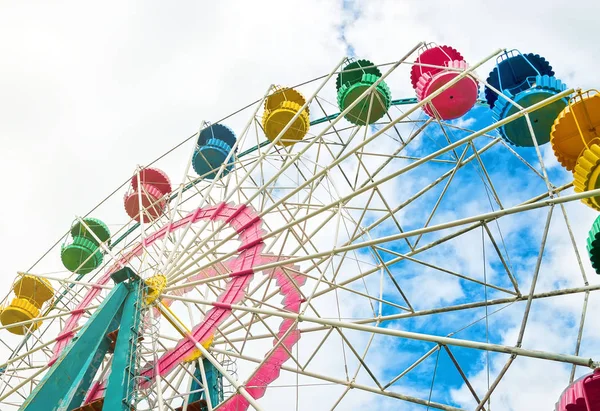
<box><xmin>192</xmin><ymin>124</ymin><xmax>237</xmax><ymax>179</ymax></box>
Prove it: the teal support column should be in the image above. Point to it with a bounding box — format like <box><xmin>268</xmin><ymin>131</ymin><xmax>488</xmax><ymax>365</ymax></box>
<box><xmin>188</xmin><ymin>359</ymin><xmax>223</xmax><ymax>406</ymax></box>
<box><xmin>188</xmin><ymin>364</ymin><xmax>203</xmax><ymax>404</ymax></box>
<box><xmin>203</xmin><ymin>358</ymin><xmax>223</xmax><ymax>406</ymax></box>
<box><xmin>102</xmin><ymin>275</ymin><xmax>143</xmax><ymax>411</ymax></box>
<box><xmin>20</xmin><ymin>267</ymin><xmax>140</xmax><ymax>411</ymax></box>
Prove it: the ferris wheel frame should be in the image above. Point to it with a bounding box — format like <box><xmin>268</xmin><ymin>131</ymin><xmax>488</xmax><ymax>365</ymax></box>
<box><xmin>0</xmin><ymin>41</ymin><xmax>598</xmax><ymax>411</ymax></box>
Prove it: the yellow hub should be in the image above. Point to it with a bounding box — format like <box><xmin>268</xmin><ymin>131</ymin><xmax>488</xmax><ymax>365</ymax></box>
<box><xmin>574</xmin><ymin>144</ymin><xmax>600</xmax><ymax>210</ymax></box>
<box><xmin>144</xmin><ymin>274</ymin><xmax>167</xmax><ymax>305</ymax></box>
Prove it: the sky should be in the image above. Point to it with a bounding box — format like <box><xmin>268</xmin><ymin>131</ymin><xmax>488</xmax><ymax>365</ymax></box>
<box><xmin>1</xmin><ymin>1</ymin><xmax>600</xmax><ymax>410</ymax></box>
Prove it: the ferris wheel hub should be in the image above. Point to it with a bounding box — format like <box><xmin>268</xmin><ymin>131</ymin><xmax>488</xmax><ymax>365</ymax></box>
<box><xmin>144</xmin><ymin>274</ymin><xmax>167</xmax><ymax>305</ymax></box>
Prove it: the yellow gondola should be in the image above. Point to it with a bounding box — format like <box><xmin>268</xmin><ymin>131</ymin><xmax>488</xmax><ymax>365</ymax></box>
<box><xmin>551</xmin><ymin>90</ymin><xmax>600</xmax><ymax>171</ymax></box>
<box><xmin>1</xmin><ymin>274</ymin><xmax>54</xmax><ymax>335</ymax></box>
<box><xmin>556</xmin><ymin>90</ymin><xmax>600</xmax><ymax>210</ymax></box>
<box><xmin>262</xmin><ymin>87</ymin><xmax>310</xmax><ymax>146</ymax></box>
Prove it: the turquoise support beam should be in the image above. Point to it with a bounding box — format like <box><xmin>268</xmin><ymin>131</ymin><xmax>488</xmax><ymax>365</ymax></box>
<box><xmin>202</xmin><ymin>358</ymin><xmax>223</xmax><ymax>406</ymax></box>
<box><xmin>20</xmin><ymin>267</ymin><xmax>140</xmax><ymax>411</ymax></box>
<box><xmin>188</xmin><ymin>365</ymin><xmax>203</xmax><ymax>404</ymax></box>
<box><xmin>188</xmin><ymin>359</ymin><xmax>223</xmax><ymax>406</ymax></box>
<box><xmin>102</xmin><ymin>274</ymin><xmax>143</xmax><ymax>411</ymax></box>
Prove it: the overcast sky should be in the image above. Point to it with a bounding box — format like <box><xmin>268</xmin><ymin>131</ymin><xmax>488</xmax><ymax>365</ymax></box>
<box><xmin>1</xmin><ymin>0</ymin><xmax>598</xmax><ymax>284</ymax></box>
<box><xmin>1</xmin><ymin>1</ymin><xmax>600</xmax><ymax>409</ymax></box>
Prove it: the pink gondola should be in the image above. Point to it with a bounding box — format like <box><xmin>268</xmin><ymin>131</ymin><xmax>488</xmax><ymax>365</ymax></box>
<box><xmin>124</xmin><ymin>167</ymin><xmax>172</xmax><ymax>222</ymax></box>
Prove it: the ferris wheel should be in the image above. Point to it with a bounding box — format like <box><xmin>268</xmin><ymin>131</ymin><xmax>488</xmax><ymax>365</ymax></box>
<box><xmin>1</xmin><ymin>42</ymin><xmax>600</xmax><ymax>411</ymax></box>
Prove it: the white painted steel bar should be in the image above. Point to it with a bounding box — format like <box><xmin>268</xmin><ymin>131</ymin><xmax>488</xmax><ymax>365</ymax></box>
<box><xmin>166</xmin><ymin>294</ymin><xmax>596</xmax><ymax>368</ymax></box>
<box><xmin>0</xmin><ymin>365</ymin><xmax>48</xmax><ymax>402</ymax></box>
<box><xmin>158</xmin><ymin>303</ymin><xmax>263</xmax><ymax>410</ymax></box>
<box><xmin>0</xmin><ymin>305</ymin><xmax>99</xmax><ymax>331</ymax></box>
<box><xmin>169</xmin><ymin>86</ymin><xmax>573</xmax><ymax>288</ymax></box>
<box><xmin>165</xmin><ymin>55</ymin><xmax>350</xmax><ymax>280</ymax></box>
<box><xmin>167</xmin><ymin>46</ymin><xmax>498</xmax><ymax>283</ymax></box>
<box><xmin>166</xmin><ymin>45</ymin><xmax>428</xmax><ymax>281</ymax></box>
<box><xmin>209</xmin><ymin>347</ymin><xmax>465</xmax><ymax>411</ymax></box>
<box><xmin>162</xmin><ymin>81</ymin><xmax>272</xmax><ymax>276</ymax></box>
<box><xmin>167</xmin><ymin>177</ymin><xmax>593</xmax><ymax>293</ymax></box>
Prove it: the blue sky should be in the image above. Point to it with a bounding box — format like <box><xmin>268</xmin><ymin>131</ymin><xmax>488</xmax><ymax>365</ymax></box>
<box><xmin>346</xmin><ymin>94</ymin><xmax>597</xmax><ymax>409</ymax></box>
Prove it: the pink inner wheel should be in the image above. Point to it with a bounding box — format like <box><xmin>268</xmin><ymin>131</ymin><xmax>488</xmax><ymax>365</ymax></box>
<box><xmin>51</xmin><ymin>202</ymin><xmax>306</xmax><ymax>410</ymax></box>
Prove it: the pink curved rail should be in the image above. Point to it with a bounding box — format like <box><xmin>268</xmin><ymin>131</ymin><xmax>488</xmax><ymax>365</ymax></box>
<box><xmin>52</xmin><ymin>203</ymin><xmax>305</xmax><ymax>410</ymax></box>
<box><xmin>218</xmin><ymin>255</ymin><xmax>305</xmax><ymax>409</ymax></box>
